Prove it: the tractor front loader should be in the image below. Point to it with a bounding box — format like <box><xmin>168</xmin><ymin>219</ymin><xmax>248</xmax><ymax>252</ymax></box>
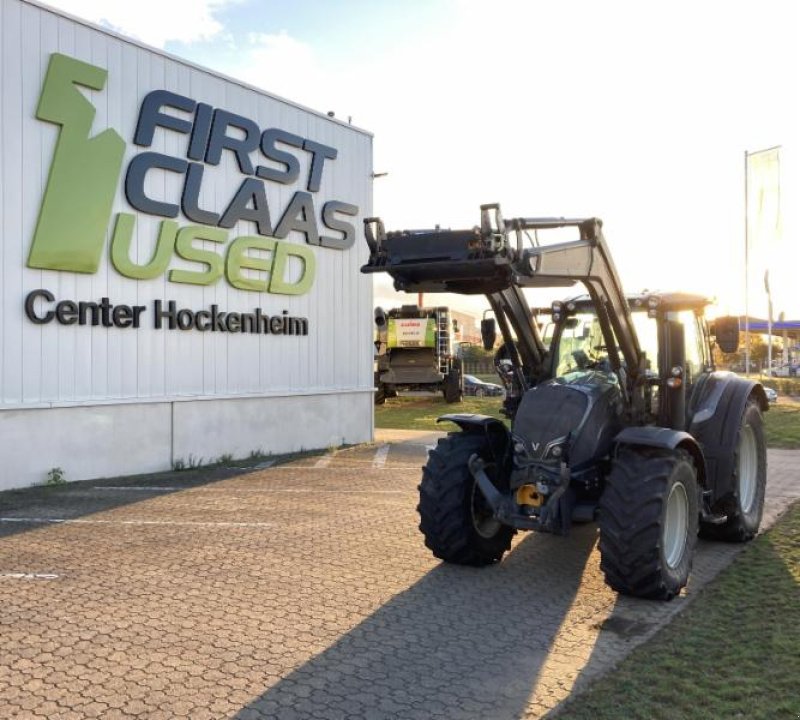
<box><xmin>362</xmin><ymin>204</ymin><xmax>768</xmax><ymax>600</ymax></box>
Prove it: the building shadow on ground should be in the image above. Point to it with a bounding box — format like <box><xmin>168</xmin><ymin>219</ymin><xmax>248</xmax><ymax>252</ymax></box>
<box><xmin>234</xmin><ymin>525</ymin><xmax>600</xmax><ymax>720</ymax></box>
<box><xmin>0</xmin><ymin>458</ymin><xmax>294</xmax><ymax>540</ymax></box>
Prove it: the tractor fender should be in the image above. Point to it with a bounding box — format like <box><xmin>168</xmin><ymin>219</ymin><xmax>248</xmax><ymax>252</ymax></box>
<box><xmin>688</xmin><ymin>372</ymin><xmax>768</xmax><ymax>501</ymax></box>
<box><xmin>436</xmin><ymin>414</ymin><xmax>511</xmax><ymax>466</ymax></box>
<box><xmin>613</xmin><ymin>426</ymin><xmax>707</xmax><ymax>488</ymax></box>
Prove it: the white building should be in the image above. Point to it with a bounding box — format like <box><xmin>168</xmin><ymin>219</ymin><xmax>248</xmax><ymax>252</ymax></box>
<box><xmin>0</xmin><ymin>0</ymin><xmax>374</xmax><ymax>489</ymax></box>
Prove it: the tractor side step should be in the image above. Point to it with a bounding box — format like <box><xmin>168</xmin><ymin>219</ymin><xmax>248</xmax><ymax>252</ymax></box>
<box><xmin>701</xmin><ymin>511</ymin><xmax>728</xmax><ymax>525</ymax></box>
<box><xmin>701</xmin><ymin>490</ymin><xmax>728</xmax><ymax>525</ymax></box>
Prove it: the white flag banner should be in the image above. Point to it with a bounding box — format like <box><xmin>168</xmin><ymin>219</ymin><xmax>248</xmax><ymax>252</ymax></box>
<box><xmin>746</xmin><ymin>147</ymin><xmax>781</xmax><ymax>317</ymax></box>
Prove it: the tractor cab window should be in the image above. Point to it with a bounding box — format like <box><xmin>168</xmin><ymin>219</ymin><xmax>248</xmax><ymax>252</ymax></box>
<box><xmin>669</xmin><ymin>310</ymin><xmax>706</xmax><ymax>384</ymax></box>
<box><xmin>554</xmin><ymin>314</ymin><xmax>611</xmax><ymax>376</ymax></box>
<box><xmin>630</xmin><ymin>312</ymin><xmax>659</xmax><ymax>376</ymax></box>
<box><xmin>553</xmin><ymin>310</ymin><xmax>661</xmax><ymax>382</ymax></box>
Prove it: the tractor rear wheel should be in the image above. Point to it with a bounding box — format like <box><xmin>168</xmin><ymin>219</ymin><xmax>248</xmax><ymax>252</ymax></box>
<box><xmin>700</xmin><ymin>402</ymin><xmax>766</xmax><ymax>542</ymax></box>
<box><xmin>418</xmin><ymin>433</ymin><xmax>514</xmax><ymax>566</ymax></box>
<box><xmin>598</xmin><ymin>448</ymin><xmax>699</xmax><ymax>600</ymax></box>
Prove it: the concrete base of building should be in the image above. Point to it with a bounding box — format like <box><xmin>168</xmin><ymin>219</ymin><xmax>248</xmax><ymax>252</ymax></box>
<box><xmin>0</xmin><ymin>390</ymin><xmax>374</xmax><ymax>490</ymax></box>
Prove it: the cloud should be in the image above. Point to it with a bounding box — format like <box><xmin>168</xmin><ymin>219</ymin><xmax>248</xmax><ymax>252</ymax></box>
<box><xmin>233</xmin><ymin>31</ymin><xmax>327</xmax><ymax>108</ymax></box>
<box><xmin>44</xmin><ymin>0</ymin><xmax>234</xmax><ymax>48</ymax></box>
<box><xmin>43</xmin><ymin>0</ymin><xmax>799</xmax><ymax>316</ymax></box>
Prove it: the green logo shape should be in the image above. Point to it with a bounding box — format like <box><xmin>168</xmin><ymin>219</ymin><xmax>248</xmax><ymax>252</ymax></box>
<box><xmin>28</xmin><ymin>54</ymin><xmax>126</xmax><ymax>273</ymax></box>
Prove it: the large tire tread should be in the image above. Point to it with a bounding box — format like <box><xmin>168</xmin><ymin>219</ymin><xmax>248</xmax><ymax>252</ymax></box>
<box><xmin>700</xmin><ymin>402</ymin><xmax>766</xmax><ymax>543</ymax></box>
<box><xmin>417</xmin><ymin>434</ymin><xmax>513</xmax><ymax>566</ymax></box>
<box><xmin>599</xmin><ymin>448</ymin><xmax>699</xmax><ymax>601</ymax></box>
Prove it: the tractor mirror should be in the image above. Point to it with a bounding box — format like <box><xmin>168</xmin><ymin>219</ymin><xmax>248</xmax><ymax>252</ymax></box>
<box><xmin>481</xmin><ymin>318</ymin><xmax>497</xmax><ymax>350</ymax></box>
<box><xmin>712</xmin><ymin>316</ymin><xmax>740</xmax><ymax>354</ymax></box>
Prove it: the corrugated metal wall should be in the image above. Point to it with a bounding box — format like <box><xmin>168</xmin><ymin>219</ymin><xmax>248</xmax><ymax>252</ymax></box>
<box><xmin>0</xmin><ymin>0</ymin><xmax>373</xmax><ymax>408</ymax></box>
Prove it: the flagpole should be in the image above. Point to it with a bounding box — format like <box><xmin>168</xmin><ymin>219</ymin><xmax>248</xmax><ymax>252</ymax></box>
<box><xmin>744</xmin><ymin>150</ymin><xmax>750</xmax><ymax>376</ymax></box>
<box><xmin>744</xmin><ymin>144</ymin><xmax>782</xmax><ymax>377</ymax></box>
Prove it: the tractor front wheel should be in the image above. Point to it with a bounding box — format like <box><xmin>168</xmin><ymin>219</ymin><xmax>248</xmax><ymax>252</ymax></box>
<box><xmin>598</xmin><ymin>448</ymin><xmax>699</xmax><ymax>600</ymax></box>
<box><xmin>418</xmin><ymin>433</ymin><xmax>514</xmax><ymax>566</ymax></box>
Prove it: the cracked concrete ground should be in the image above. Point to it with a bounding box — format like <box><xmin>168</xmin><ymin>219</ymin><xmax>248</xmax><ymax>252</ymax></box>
<box><xmin>0</xmin><ymin>431</ymin><xmax>797</xmax><ymax>719</ymax></box>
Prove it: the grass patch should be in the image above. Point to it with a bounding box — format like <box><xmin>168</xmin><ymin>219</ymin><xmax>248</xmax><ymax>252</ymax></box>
<box><xmin>376</xmin><ymin>394</ymin><xmax>800</xmax><ymax>449</ymax></box>
<box><xmin>554</xmin><ymin>501</ymin><xmax>800</xmax><ymax>719</ymax></box>
<box><xmin>754</xmin><ymin>373</ymin><xmax>800</xmax><ymax>397</ymax></box>
<box><xmin>374</xmin><ymin>394</ymin><xmax>508</xmax><ymax>431</ymax></box>
<box><xmin>45</xmin><ymin>466</ymin><xmax>67</xmax><ymax>486</ymax></box>
<box><xmin>764</xmin><ymin>399</ymin><xmax>800</xmax><ymax>448</ymax></box>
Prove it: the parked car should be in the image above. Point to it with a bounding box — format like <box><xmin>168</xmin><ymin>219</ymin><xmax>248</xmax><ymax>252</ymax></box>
<box><xmin>764</xmin><ymin>386</ymin><xmax>778</xmax><ymax>403</ymax></box>
<box><xmin>463</xmin><ymin>374</ymin><xmax>504</xmax><ymax>397</ymax></box>
<box><xmin>771</xmin><ymin>364</ymin><xmax>798</xmax><ymax>378</ymax></box>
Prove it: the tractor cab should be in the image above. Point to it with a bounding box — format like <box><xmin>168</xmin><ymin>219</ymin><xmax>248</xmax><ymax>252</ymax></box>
<box><xmin>530</xmin><ymin>292</ymin><xmax>722</xmax><ymax>431</ymax></box>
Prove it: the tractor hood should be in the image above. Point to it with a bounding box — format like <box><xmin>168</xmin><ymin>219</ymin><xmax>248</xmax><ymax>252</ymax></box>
<box><xmin>512</xmin><ymin>371</ymin><xmax>624</xmax><ymax>469</ymax></box>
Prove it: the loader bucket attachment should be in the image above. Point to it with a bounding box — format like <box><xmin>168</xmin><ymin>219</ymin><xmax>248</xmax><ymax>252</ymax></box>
<box><xmin>361</xmin><ymin>224</ymin><xmax>517</xmax><ymax>295</ymax></box>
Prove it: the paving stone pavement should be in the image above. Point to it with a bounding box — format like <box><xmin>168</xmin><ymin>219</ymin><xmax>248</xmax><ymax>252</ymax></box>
<box><xmin>0</xmin><ymin>433</ymin><xmax>797</xmax><ymax>720</ymax></box>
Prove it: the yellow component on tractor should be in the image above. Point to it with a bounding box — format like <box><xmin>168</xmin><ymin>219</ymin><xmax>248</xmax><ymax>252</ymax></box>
<box><xmin>516</xmin><ymin>485</ymin><xmax>543</xmax><ymax>507</ymax></box>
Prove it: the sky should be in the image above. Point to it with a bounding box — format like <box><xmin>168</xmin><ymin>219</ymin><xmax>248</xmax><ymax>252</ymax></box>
<box><xmin>45</xmin><ymin>0</ymin><xmax>800</xmax><ymax>320</ymax></box>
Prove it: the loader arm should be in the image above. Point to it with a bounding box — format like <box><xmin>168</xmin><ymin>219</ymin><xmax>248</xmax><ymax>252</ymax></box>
<box><xmin>487</xmin><ymin>284</ymin><xmax>548</xmax><ymax>390</ymax></box>
<box><xmin>362</xmin><ymin>205</ymin><xmax>646</xmax><ymax>417</ymax></box>
<box><xmin>511</xmin><ymin>217</ymin><xmax>645</xmax><ymax>409</ymax></box>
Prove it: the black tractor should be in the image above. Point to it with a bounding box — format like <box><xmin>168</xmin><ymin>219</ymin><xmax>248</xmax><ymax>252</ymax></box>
<box><xmin>362</xmin><ymin>204</ymin><xmax>768</xmax><ymax>600</ymax></box>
